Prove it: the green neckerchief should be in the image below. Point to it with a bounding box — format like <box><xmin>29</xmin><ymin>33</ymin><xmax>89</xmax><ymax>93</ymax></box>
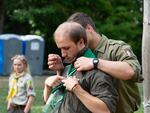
<box><xmin>42</xmin><ymin>47</ymin><xmax>96</xmax><ymax>113</ymax></box>
<box><xmin>52</xmin><ymin>47</ymin><xmax>96</xmax><ymax>92</ymax></box>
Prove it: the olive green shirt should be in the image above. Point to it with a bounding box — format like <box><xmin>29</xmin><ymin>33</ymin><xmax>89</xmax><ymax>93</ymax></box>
<box><xmin>94</xmin><ymin>35</ymin><xmax>141</xmax><ymax>113</ymax></box>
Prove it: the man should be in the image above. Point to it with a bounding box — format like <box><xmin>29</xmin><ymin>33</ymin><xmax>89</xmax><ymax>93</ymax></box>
<box><xmin>48</xmin><ymin>12</ymin><xmax>142</xmax><ymax>113</ymax></box>
<box><xmin>44</xmin><ymin>22</ymin><xmax>118</xmax><ymax>113</ymax></box>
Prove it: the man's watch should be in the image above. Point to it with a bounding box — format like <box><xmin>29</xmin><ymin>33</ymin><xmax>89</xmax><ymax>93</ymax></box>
<box><xmin>93</xmin><ymin>58</ymin><xmax>99</xmax><ymax>69</ymax></box>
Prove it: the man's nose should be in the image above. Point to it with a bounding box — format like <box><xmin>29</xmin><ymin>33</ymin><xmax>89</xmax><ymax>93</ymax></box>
<box><xmin>61</xmin><ymin>50</ymin><xmax>66</xmax><ymax>58</ymax></box>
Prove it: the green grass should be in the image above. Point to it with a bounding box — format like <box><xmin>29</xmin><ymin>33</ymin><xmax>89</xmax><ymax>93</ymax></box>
<box><xmin>135</xmin><ymin>107</ymin><xmax>143</xmax><ymax>113</ymax></box>
<box><xmin>0</xmin><ymin>86</ymin><xmax>44</xmax><ymax>113</ymax></box>
<box><xmin>134</xmin><ymin>83</ymin><xmax>144</xmax><ymax>113</ymax></box>
<box><xmin>0</xmin><ymin>77</ymin><xmax>144</xmax><ymax>113</ymax></box>
<box><xmin>0</xmin><ymin>76</ymin><xmax>45</xmax><ymax>113</ymax></box>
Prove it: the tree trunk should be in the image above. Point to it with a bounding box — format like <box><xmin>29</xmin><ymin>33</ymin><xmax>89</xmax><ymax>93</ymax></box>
<box><xmin>0</xmin><ymin>0</ymin><xmax>4</xmax><ymax>34</ymax></box>
<box><xmin>142</xmin><ymin>0</ymin><xmax>150</xmax><ymax>113</ymax></box>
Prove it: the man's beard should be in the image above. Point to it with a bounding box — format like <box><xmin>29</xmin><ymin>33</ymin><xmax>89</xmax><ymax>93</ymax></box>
<box><xmin>63</xmin><ymin>57</ymin><xmax>76</xmax><ymax>64</ymax></box>
<box><xmin>63</xmin><ymin>46</ymin><xmax>88</xmax><ymax>65</ymax></box>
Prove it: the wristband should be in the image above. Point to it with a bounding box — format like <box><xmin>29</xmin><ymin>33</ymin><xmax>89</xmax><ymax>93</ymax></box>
<box><xmin>71</xmin><ymin>84</ymin><xmax>78</xmax><ymax>92</ymax></box>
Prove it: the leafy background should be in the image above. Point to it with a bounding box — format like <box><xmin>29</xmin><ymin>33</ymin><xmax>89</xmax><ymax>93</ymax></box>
<box><xmin>3</xmin><ymin>0</ymin><xmax>143</xmax><ymax>69</ymax></box>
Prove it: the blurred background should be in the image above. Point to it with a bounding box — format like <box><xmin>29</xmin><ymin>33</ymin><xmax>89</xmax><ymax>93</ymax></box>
<box><xmin>0</xmin><ymin>0</ymin><xmax>143</xmax><ymax>113</ymax></box>
<box><xmin>0</xmin><ymin>0</ymin><xmax>143</xmax><ymax>74</ymax></box>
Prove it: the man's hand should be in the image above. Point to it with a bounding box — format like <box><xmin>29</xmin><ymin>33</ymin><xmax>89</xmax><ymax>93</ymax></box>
<box><xmin>74</xmin><ymin>57</ymin><xmax>93</xmax><ymax>71</ymax></box>
<box><xmin>45</xmin><ymin>75</ymin><xmax>64</xmax><ymax>88</ymax></box>
<box><xmin>44</xmin><ymin>75</ymin><xmax>64</xmax><ymax>102</ymax></box>
<box><xmin>62</xmin><ymin>76</ymin><xmax>79</xmax><ymax>91</ymax></box>
<box><xmin>48</xmin><ymin>54</ymin><xmax>64</xmax><ymax>74</ymax></box>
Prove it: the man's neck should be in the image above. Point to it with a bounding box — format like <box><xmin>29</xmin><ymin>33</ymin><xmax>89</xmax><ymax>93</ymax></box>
<box><xmin>89</xmin><ymin>32</ymin><xmax>101</xmax><ymax>50</ymax></box>
<box><xmin>69</xmin><ymin>46</ymin><xmax>96</xmax><ymax>67</ymax></box>
<box><xmin>71</xmin><ymin>46</ymin><xmax>88</xmax><ymax>64</ymax></box>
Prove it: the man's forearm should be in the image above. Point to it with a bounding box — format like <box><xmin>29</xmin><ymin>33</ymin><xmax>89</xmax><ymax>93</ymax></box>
<box><xmin>73</xmin><ymin>84</ymin><xmax>110</xmax><ymax>113</ymax></box>
<box><xmin>98</xmin><ymin>59</ymin><xmax>135</xmax><ymax>80</ymax></box>
<box><xmin>43</xmin><ymin>85</ymin><xmax>52</xmax><ymax>102</ymax></box>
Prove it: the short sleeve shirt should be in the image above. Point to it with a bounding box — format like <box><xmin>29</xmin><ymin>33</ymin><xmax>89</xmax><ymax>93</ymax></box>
<box><xmin>9</xmin><ymin>72</ymin><xmax>36</xmax><ymax>105</ymax></box>
<box><xmin>94</xmin><ymin>35</ymin><xmax>141</xmax><ymax>82</ymax></box>
<box><xmin>94</xmin><ymin>35</ymin><xmax>141</xmax><ymax>113</ymax></box>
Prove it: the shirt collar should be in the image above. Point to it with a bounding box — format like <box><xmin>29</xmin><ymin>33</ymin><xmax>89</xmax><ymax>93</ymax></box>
<box><xmin>94</xmin><ymin>34</ymin><xmax>108</xmax><ymax>54</ymax></box>
<box><xmin>12</xmin><ymin>72</ymin><xmax>25</xmax><ymax>79</ymax></box>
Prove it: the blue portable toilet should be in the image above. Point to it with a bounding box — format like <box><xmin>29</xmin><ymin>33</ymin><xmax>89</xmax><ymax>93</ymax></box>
<box><xmin>0</xmin><ymin>34</ymin><xmax>22</xmax><ymax>75</ymax></box>
<box><xmin>21</xmin><ymin>35</ymin><xmax>45</xmax><ymax>75</ymax></box>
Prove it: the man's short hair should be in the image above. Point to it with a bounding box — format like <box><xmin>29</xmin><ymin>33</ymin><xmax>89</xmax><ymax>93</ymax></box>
<box><xmin>67</xmin><ymin>12</ymin><xmax>96</xmax><ymax>31</ymax></box>
<box><xmin>54</xmin><ymin>21</ymin><xmax>87</xmax><ymax>45</ymax></box>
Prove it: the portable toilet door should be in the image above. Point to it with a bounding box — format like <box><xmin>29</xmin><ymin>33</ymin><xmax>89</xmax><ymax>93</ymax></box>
<box><xmin>0</xmin><ymin>34</ymin><xmax>22</xmax><ymax>75</ymax></box>
<box><xmin>0</xmin><ymin>39</ymin><xmax>4</xmax><ymax>75</ymax></box>
<box><xmin>21</xmin><ymin>35</ymin><xmax>45</xmax><ymax>75</ymax></box>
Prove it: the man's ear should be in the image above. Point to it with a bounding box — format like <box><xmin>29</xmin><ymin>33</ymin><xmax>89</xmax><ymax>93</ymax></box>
<box><xmin>86</xmin><ymin>24</ymin><xmax>93</xmax><ymax>32</ymax></box>
<box><xmin>79</xmin><ymin>38</ymin><xmax>84</xmax><ymax>45</ymax></box>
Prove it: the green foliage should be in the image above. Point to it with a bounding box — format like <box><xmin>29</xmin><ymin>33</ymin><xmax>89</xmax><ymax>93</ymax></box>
<box><xmin>3</xmin><ymin>0</ymin><xmax>143</xmax><ymax>68</ymax></box>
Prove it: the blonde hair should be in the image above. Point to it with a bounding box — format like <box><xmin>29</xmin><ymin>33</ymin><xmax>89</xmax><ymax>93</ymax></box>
<box><xmin>11</xmin><ymin>55</ymin><xmax>30</xmax><ymax>74</ymax></box>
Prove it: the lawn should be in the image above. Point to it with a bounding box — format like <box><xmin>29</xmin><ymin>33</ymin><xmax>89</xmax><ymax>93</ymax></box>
<box><xmin>0</xmin><ymin>87</ymin><xmax>44</xmax><ymax>113</ymax></box>
<box><xmin>0</xmin><ymin>76</ymin><xmax>46</xmax><ymax>113</ymax></box>
<box><xmin>135</xmin><ymin>83</ymin><xmax>144</xmax><ymax>113</ymax></box>
<box><xmin>0</xmin><ymin>76</ymin><xmax>144</xmax><ymax>113</ymax></box>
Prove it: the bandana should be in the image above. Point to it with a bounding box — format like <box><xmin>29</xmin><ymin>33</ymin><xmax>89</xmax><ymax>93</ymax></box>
<box><xmin>6</xmin><ymin>72</ymin><xmax>25</xmax><ymax>101</ymax></box>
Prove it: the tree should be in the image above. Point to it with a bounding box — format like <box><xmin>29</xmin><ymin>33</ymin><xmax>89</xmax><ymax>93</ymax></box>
<box><xmin>0</xmin><ymin>0</ymin><xmax>4</xmax><ymax>34</ymax></box>
<box><xmin>142</xmin><ymin>0</ymin><xmax>150</xmax><ymax>113</ymax></box>
<box><xmin>4</xmin><ymin>0</ymin><xmax>143</xmax><ymax>69</ymax></box>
